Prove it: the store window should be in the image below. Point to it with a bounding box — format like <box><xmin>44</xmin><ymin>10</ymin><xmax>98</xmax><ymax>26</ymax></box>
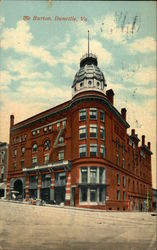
<box><xmin>81</xmin><ymin>168</ymin><xmax>88</xmax><ymax>183</ymax></box>
<box><xmin>80</xmin><ymin>187</ymin><xmax>88</xmax><ymax>202</ymax></box>
<box><xmin>90</xmin><ymin>168</ymin><xmax>97</xmax><ymax>183</ymax></box>
<box><xmin>90</xmin><ymin>188</ymin><xmax>97</xmax><ymax>202</ymax></box>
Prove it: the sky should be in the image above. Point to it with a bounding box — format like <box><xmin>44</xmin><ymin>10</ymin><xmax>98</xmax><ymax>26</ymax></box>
<box><xmin>0</xmin><ymin>1</ymin><xmax>156</xmax><ymax>187</ymax></box>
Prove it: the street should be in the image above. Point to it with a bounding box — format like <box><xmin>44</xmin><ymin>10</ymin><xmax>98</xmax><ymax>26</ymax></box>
<box><xmin>0</xmin><ymin>201</ymin><xmax>156</xmax><ymax>250</ymax></box>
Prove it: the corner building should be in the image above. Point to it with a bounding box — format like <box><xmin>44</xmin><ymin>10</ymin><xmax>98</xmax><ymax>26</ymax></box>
<box><xmin>7</xmin><ymin>53</ymin><xmax>153</xmax><ymax>211</ymax></box>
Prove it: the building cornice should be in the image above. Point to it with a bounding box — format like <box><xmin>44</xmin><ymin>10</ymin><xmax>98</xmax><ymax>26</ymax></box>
<box><xmin>11</xmin><ymin>91</ymin><xmax>129</xmax><ymax>132</ymax></box>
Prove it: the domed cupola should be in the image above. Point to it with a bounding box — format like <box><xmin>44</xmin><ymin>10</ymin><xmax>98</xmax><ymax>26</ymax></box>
<box><xmin>72</xmin><ymin>32</ymin><xmax>107</xmax><ymax>97</ymax></box>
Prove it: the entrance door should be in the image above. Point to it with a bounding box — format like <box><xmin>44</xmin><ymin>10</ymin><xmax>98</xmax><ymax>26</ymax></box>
<box><xmin>14</xmin><ymin>179</ymin><xmax>23</xmax><ymax>199</ymax></box>
<box><xmin>40</xmin><ymin>188</ymin><xmax>50</xmax><ymax>203</ymax></box>
<box><xmin>54</xmin><ymin>187</ymin><xmax>65</xmax><ymax>204</ymax></box>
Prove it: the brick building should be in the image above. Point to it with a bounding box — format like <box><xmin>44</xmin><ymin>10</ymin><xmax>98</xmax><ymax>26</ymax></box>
<box><xmin>7</xmin><ymin>52</ymin><xmax>153</xmax><ymax>211</ymax></box>
<box><xmin>0</xmin><ymin>142</ymin><xmax>8</xmax><ymax>198</ymax></box>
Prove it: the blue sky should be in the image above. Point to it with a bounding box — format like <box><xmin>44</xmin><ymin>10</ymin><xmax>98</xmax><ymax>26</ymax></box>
<box><xmin>0</xmin><ymin>1</ymin><xmax>156</xmax><ymax>187</ymax></box>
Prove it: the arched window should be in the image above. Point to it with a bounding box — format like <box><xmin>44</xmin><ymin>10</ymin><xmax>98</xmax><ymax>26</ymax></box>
<box><xmin>80</xmin><ymin>82</ymin><xmax>84</xmax><ymax>88</ymax></box>
<box><xmin>32</xmin><ymin>143</ymin><xmax>37</xmax><ymax>152</ymax></box>
<box><xmin>88</xmin><ymin>80</ymin><xmax>92</xmax><ymax>87</ymax></box>
<box><xmin>44</xmin><ymin>140</ymin><xmax>50</xmax><ymax>150</ymax></box>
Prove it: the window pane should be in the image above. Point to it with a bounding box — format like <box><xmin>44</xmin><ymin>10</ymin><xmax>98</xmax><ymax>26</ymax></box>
<box><xmin>90</xmin><ymin>145</ymin><xmax>97</xmax><ymax>157</ymax></box>
<box><xmin>81</xmin><ymin>168</ymin><xmax>87</xmax><ymax>183</ymax></box>
<box><xmin>90</xmin><ymin>188</ymin><xmax>97</xmax><ymax>202</ymax></box>
<box><xmin>79</xmin><ymin>126</ymin><xmax>86</xmax><ymax>139</ymax></box>
<box><xmin>90</xmin><ymin>108</ymin><xmax>97</xmax><ymax>119</ymax></box>
<box><xmin>81</xmin><ymin>188</ymin><xmax>87</xmax><ymax>202</ymax></box>
<box><xmin>100</xmin><ymin>110</ymin><xmax>105</xmax><ymax>121</ymax></box>
<box><xmin>80</xmin><ymin>110</ymin><xmax>86</xmax><ymax>121</ymax></box>
<box><xmin>79</xmin><ymin>145</ymin><xmax>87</xmax><ymax>157</ymax></box>
<box><xmin>90</xmin><ymin>168</ymin><xmax>97</xmax><ymax>183</ymax></box>
<box><xmin>90</xmin><ymin>126</ymin><xmax>97</xmax><ymax>138</ymax></box>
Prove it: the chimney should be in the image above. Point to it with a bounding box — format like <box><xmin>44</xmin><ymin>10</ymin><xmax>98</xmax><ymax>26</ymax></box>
<box><xmin>10</xmin><ymin>114</ymin><xmax>14</xmax><ymax>128</ymax></box>
<box><xmin>142</xmin><ymin>135</ymin><xmax>145</xmax><ymax>146</ymax></box>
<box><xmin>121</xmin><ymin>108</ymin><xmax>127</xmax><ymax>120</ymax></box>
<box><xmin>106</xmin><ymin>89</ymin><xmax>114</xmax><ymax>105</ymax></box>
<box><xmin>148</xmin><ymin>142</ymin><xmax>151</xmax><ymax>150</ymax></box>
<box><xmin>131</xmin><ymin>129</ymin><xmax>135</xmax><ymax>136</ymax></box>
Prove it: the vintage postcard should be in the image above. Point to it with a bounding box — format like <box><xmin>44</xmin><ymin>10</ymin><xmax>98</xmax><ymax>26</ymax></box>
<box><xmin>0</xmin><ymin>1</ymin><xmax>156</xmax><ymax>249</ymax></box>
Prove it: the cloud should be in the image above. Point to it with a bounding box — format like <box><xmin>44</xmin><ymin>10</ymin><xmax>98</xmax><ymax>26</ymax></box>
<box><xmin>0</xmin><ymin>71</ymin><xmax>12</xmax><ymax>90</ymax></box>
<box><xmin>60</xmin><ymin>38</ymin><xmax>112</xmax><ymax>77</ymax></box>
<box><xmin>1</xmin><ymin>20</ymin><xmax>57</xmax><ymax>66</ymax></box>
<box><xmin>0</xmin><ymin>16</ymin><xmax>5</xmax><ymax>27</ymax></box>
<box><xmin>129</xmin><ymin>37</ymin><xmax>156</xmax><ymax>53</ymax></box>
<box><xmin>55</xmin><ymin>34</ymin><xmax>70</xmax><ymax>50</ymax></box>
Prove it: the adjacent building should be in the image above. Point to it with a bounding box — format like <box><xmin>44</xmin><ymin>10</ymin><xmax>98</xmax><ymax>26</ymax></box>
<box><xmin>0</xmin><ymin>142</ymin><xmax>8</xmax><ymax>198</ymax></box>
<box><xmin>7</xmin><ymin>52</ymin><xmax>153</xmax><ymax>211</ymax></box>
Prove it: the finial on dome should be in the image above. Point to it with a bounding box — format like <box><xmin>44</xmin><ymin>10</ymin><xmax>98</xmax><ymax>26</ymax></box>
<box><xmin>88</xmin><ymin>30</ymin><xmax>90</xmax><ymax>56</ymax></box>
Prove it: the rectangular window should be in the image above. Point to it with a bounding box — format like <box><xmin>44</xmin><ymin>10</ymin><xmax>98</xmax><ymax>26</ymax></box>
<box><xmin>32</xmin><ymin>157</ymin><xmax>37</xmax><ymax>167</ymax></box>
<box><xmin>44</xmin><ymin>154</ymin><xmax>49</xmax><ymax>164</ymax></box>
<box><xmin>90</xmin><ymin>125</ymin><xmax>97</xmax><ymax>138</ymax></box>
<box><xmin>123</xmin><ymin>176</ymin><xmax>126</xmax><ymax>187</ymax></box>
<box><xmin>99</xmin><ymin>168</ymin><xmax>105</xmax><ymax>183</ymax></box>
<box><xmin>116</xmin><ymin>154</ymin><xmax>119</xmax><ymax>165</ymax></box>
<box><xmin>90</xmin><ymin>188</ymin><xmax>97</xmax><ymax>202</ymax></box>
<box><xmin>80</xmin><ymin>187</ymin><xmax>88</xmax><ymax>202</ymax></box>
<box><xmin>21</xmin><ymin>147</ymin><xmax>25</xmax><ymax>155</ymax></box>
<box><xmin>81</xmin><ymin>168</ymin><xmax>87</xmax><ymax>183</ymax></box>
<box><xmin>37</xmin><ymin>129</ymin><xmax>40</xmax><ymax>135</ymax></box>
<box><xmin>99</xmin><ymin>187</ymin><xmax>105</xmax><ymax>202</ymax></box>
<box><xmin>13</xmin><ymin>162</ymin><xmax>16</xmax><ymax>171</ymax></box>
<box><xmin>90</xmin><ymin>108</ymin><xmax>97</xmax><ymax>120</ymax></box>
<box><xmin>123</xmin><ymin>191</ymin><xmax>126</xmax><ymax>200</ymax></box>
<box><xmin>48</xmin><ymin>125</ymin><xmax>52</xmax><ymax>131</ymax></box>
<box><xmin>79</xmin><ymin>109</ymin><xmax>87</xmax><ymax>121</ymax></box>
<box><xmin>90</xmin><ymin>168</ymin><xmax>97</xmax><ymax>183</ymax></box>
<box><xmin>79</xmin><ymin>126</ymin><xmax>87</xmax><ymax>139</ymax></box>
<box><xmin>90</xmin><ymin>144</ymin><xmax>98</xmax><ymax>157</ymax></box>
<box><xmin>100</xmin><ymin>126</ymin><xmax>105</xmax><ymax>140</ymax></box>
<box><xmin>57</xmin><ymin>122</ymin><xmax>60</xmax><ymax>130</ymax></box>
<box><xmin>13</xmin><ymin>149</ymin><xmax>17</xmax><ymax>157</ymax></box>
<box><xmin>32</xmin><ymin>131</ymin><xmax>36</xmax><ymax>136</ymax></box>
<box><xmin>79</xmin><ymin>145</ymin><xmax>87</xmax><ymax>157</ymax></box>
<box><xmin>55</xmin><ymin>172</ymin><xmax>66</xmax><ymax>186</ymax></box>
<box><xmin>100</xmin><ymin>145</ymin><xmax>105</xmax><ymax>158</ymax></box>
<box><xmin>58</xmin><ymin>151</ymin><xmax>64</xmax><ymax>161</ymax></box>
<box><xmin>117</xmin><ymin>174</ymin><xmax>120</xmax><ymax>185</ymax></box>
<box><xmin>21</xmin><ymin>160</ymin><xmax>24</xmax><ymax>170</ymax></box>
<box><xmin>44</xmin><ymin>127</ymin><xmax>47</xmax><ymax>133</ymax></box>
<box><xmin>122</xmin><ymin>158</ymin><xmax>125</xmax><ymax>168</ymax></box>
<box><xmin>122</xmin><ymin>144</ymin><xmax>125</xmax><ymax>156</ymax></box>
<box><xmin>117</xmin><ymin>190</ymin><xmax>120</xmax><ymax>200</ymax></box>
<box><xmin>100</xmin><ymin>110</ymin><xmax>105</xmax><ymax>121</ymax></box>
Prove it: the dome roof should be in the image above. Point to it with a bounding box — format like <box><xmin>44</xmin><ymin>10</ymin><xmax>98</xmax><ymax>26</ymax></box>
<box><xmin>72</xmin><ymin>53</ymin><xmax>106</xmax><ymax>87</ymax></box>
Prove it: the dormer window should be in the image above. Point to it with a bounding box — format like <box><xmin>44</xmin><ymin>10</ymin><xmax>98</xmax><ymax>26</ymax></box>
<box><xmin>80</xmin><ymin>82</ymin><xmax>84</xmax><ymax>88</ymax></box>
<box><xmin>88</xmin><ymin>80</ymin><xmax>92</xmax><ymax>87</ymax></box>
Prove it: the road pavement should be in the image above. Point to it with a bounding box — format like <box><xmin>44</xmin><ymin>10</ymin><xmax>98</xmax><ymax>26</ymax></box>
<box><xmin>0</xmin><ymin>201</ymin><xmax>156</xmax><ymax>250</ymax></box>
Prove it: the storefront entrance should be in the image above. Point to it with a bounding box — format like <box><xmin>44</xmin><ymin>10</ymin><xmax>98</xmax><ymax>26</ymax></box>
<box><xmin>54</xmin><ymin>187</ymin><xmax>65</xmax><ymax>204</ymax></box>
<box><xmin>40</xmin><ymin>188</ymin><xmax>50</xmax><ymax>203</ymax></box>
<box><xmin>13</xmin><ymin>179</ymin><xmax>23</xmax><ymax>198</ymax></box>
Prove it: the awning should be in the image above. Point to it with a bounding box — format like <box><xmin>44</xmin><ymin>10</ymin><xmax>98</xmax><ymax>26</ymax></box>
<box><xmin>0</xmin><ymin>182</ymin><xmax>5</xmax><ymax>189</ymax></box>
